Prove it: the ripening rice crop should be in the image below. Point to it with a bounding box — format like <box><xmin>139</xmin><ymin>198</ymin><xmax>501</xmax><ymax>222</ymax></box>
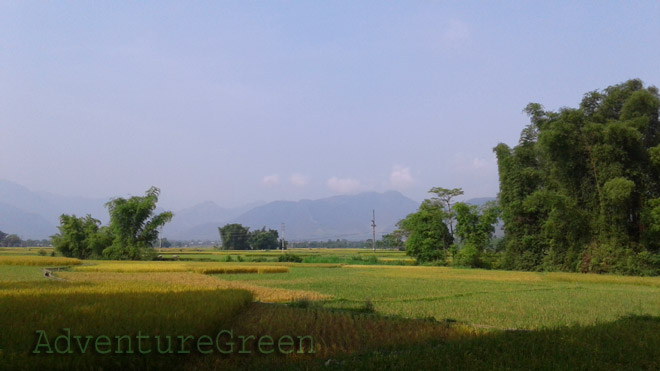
<box><xmin>58</xmin><ymin>271</ymin><xmax>329</xmax><ymax>303</ymax></box>
<box><xmin>0</xmin><ymin>277</ymin><xmax>253</xmax><ymax>370</ymax></box>
<box><xmin>73</xmin><ymin>261</ymin><xmax>289</xmax><ymax>274</ymax></box>
<box><xmin>193</xmin><ymin>266</ymin><xmax>289</xmax><ymax>274</ymax></box>
<box><xmin>544</xmin><ymin>272</ymin><xmax>660</xmax><ymax>287</ymax></box>
<box><xmin>188</xmin><ymin>302</ymin><xmax>475</xmax><ymax>370</ymax></box>
<box><xmin>0</xmin><ymin>255</ymin><xmax>82</xmax><ymax>266</ymax></box>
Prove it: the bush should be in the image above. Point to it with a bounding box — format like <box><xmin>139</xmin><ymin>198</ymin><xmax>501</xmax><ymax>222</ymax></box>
<box><xmin>453</xmin><ymin>243</ymin><xmax>483</xmax><ymax>268</ymax></box>
<box><xmin>624</xmin><ymin>251</ymin><xmax>660</xmax><ymax>276</ymax></box>
<box><xmin>278</xmin><ymin>254</ymin><xmax>303</xmax><ymax>263</ymax></box>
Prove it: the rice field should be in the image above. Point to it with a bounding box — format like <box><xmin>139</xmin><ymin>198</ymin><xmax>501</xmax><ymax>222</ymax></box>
<box><xmin>72</xmin><ymin>260</ymin><xmax>289</xmax><ymax>274</ymax></box>
<box><xmin>2</xmin><ymin>247</ymin><xmax>660</xmax><ymax>369</ymax></box>
<box><xmin>217</xmin><ymin>264</ymin><xmax>660</xmax><ymax>329</ymax></box>
<box><xmin>0</xmin><ymin>255</ymin><xmax>82</xmax><ymax>266</ymax></box>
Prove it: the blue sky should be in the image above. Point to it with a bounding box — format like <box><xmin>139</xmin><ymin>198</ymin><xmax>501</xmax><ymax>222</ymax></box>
<box><xmin>2</xmin><ymin>2</ymin><xmax>659</xmax><ymax>209</ymax></box>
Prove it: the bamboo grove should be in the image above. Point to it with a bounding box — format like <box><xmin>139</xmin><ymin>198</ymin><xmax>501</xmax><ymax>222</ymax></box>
<box><xmin>494</xmin><ymin>79</ymin><xmax>660</xmax><ymax>274</ymax></box>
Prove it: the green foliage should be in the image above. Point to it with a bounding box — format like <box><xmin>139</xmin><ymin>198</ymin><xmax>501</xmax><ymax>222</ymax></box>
<box><xmin>103</xmin><ymin>187</ymin><xmax>172</xmax><ymax>260</ymax></box>
<box><xmin>451</xmin><ymin>201</ymin><xmax>501</xmax><ymax>268</ymax></box>
<box><xmin>495</xmin><ymin>79</ymin><xmax>660</xmax><ymax>274</ymax></box>
<box><xmin>278</xmin><ymin>254</ymin><xmax>303</xmax><ymax>263</ymax></box>
<box><xmin>248</xmin><ymin>227</ymin><xmax>279</xmax><ymax>250</ymax></box>
<box><xmin>603</xmin><ymin>177</ymin><xmax>635</xmax><ymax>205</ymax></box>
<box><xmin>428</xmin><ymin>187</ymin><xmax>464</xmax><ymax>237</ymax></box>
<box><xmin>0</xmin><ymin>233</ymin><xmax>22</xmax><ymax>247</ymax></box>
<box><xmin>218</xmin><ymin>223</ymin><xmax>251</xmax><ymax>250</ymax></box>
<box><xmin>453</xmin><ymin>242</ymin><xmax>482</xmax><ymax>268</ymax></box>
<box><xmin>399</xmin><ymin>199</ymin><xmax>453</xmax><ymax>263</ymax></box>
<box><xmin>381</xmin><ymin>231</ymin><xmax>405</xmax><ymax>250</ymax></box>
<box><xmin>52</xmin><ymin>214</ymin><xmax>111</xmax><ymax>259</ymax></box>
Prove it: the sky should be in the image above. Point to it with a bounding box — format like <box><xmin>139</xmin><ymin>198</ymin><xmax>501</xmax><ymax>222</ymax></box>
<box><xmin>2</xmin><ymin>2</ymin><xmax>660</xmax><ymax>210</ymax></box>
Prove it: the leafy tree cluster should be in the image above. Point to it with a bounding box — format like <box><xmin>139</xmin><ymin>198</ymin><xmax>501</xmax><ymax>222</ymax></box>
<box><xmin>398</xmin><ymin>198</ymin><xmax>453</xmax><ymax>263</ymax></box>
<box><xmin>380</xmin><ymin>231</ymin><xmax>405</xmax><ymax>250</ymax></box>
<box><xmin>0</xmin><ymin>230</ymin><xmax>23</xmax><ymax>247</ymax></box>
<box><xmin>51</xmin><ymin>215</ymin><xmax>111</xmax><ymax>259</ymax></box>
<box><xmin>495</xmin><ymin>79</ymin><xmax>660</xmax><ymax>274</ymax></box>
<box><xmin>451</xmin><ymin>201</ymin><xmax>501</xmax><ymax>267</ymax></box>
<box><xmin>396</xmin><ymin>188</ymin><xmax>500</xmax><ymax>266</ymax></box>
<box><xmin>218</xmin><ymin>224</ymin><xmax>280</xmax><ymax>250</ymax></box>
<box><xmin>51</xmin><ymin>187</ymin><xmax>172</xmax><ymax>260</ymax></box>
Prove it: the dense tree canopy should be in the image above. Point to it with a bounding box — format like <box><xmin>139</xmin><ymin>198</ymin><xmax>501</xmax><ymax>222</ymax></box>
<box><xmin>398</xmin><ymin>198</ymin><xmax>453</xmax><ymax>263</ymax></box>
<box><xmin>217</xmin><ymin>224</ymin><xmax>281</xmax><ymax>250</ymax></box>
<box><xmin>52</xmin><ymin>214</ymin><xmax>112</xmax><ymax>259</ymax></box>
<box><xmin>452</xmin><ymin>201</ymin><xmax>501</xmax><ymax>267</ymax></box>
<box><xmin>249</xmin><ymin>227</ymin><xmax>279</xmax><ymax>250</ymax></box>
<box><xmin>218</xmin><ymin>223</ymin><xmax>251</xmax><ymax>250</ymax></box>
<box><xmin>495</xmin><ymin>79</ymin><xmax>660</xmax><ymax>274</ymax></box>
<box><xmin>0</xmin><ymin>231</ymin><xmax>22</xmax><ymax>247</ymax></box>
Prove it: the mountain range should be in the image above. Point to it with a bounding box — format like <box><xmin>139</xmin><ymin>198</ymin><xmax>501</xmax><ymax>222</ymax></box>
<box><xmin>0</xmin><ymin>179</ymin><xmax>495</xmax><ymax>241</ymax></box>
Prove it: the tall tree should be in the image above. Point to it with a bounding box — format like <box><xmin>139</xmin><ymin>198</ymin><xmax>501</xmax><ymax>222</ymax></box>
<box><xmin>103</xmin><ymin>187</ymin><xmax>173</xmax><ymax>260</ymax></box>
<box><xmin>428</xmin><ymin>187</ymin><xmax>464</xmax><ymax>238</ymax></box>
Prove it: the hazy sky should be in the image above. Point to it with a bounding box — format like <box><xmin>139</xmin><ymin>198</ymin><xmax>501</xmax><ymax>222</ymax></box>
<box><xmin>2</xmin><ymin>2</ymin><xmax>660</xmax><ymax>210</ymax></box>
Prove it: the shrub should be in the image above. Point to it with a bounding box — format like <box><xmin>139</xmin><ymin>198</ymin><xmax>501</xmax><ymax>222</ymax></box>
<box><xmin>453</xmin><ymin>243</ymin><xmax>483</xmax><ymax>268</ymax></box>
<box><xmin>278</xmin><ymin>254</ymin><xmax>303</xmax><ymax>263</ymax></box>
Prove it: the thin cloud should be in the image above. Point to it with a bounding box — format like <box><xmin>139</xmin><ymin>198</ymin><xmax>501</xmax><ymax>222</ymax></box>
<box><xmin>390</xmin><ymin>165</ymin><xmax>415</xmax><ymax>189</ymax></box>
<box><xmin>289</xmin><ymin>173</ymin><xmax>309</xmax><ymax>187</ymax></box>
<box><xmin>261</xmin><ymin>174</ymin><xmax>280</xmax><ymax>187</ymax></box>
<box><xmin>327</xmin><ymin>177</ymin><xmax>361</xmax><ymax>194</ymax></box>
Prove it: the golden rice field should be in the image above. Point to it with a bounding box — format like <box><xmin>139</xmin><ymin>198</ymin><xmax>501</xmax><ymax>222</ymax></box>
<box><xmin>3</xmin><ymin>247</ymin><xmax>660</xmax><ymax>369</ymax></box>
<box><xmin>0</xmin><ymin>255</ymin><xmax>82</xmax><ymax>266</ymax></box>
<box><xmin>72</xmin><ymin>260</ymin><xmax>289</xmax><ymax>274</ymax></box>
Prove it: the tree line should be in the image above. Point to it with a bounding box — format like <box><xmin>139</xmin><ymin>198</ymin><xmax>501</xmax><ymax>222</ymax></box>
<box><xmin>217</xmin><ymin>224</ymin><xmax>281</xmax><ymax>250</ymax></box>
<box><xmin>0</xmin><ymin>230</ymin><xmax>50</xmax><ymax>247</ymax></box>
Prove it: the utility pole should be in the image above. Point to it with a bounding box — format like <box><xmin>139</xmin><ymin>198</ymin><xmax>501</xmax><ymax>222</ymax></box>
<box><xmin>371</xmin><ymin>209</ymin><xmax>376</xmax><ymax>252</ymax></box>
<box><xmin>281</xmin><ymin>223</ymin><xmax>285</xmax><ymax>253</ymax></box>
